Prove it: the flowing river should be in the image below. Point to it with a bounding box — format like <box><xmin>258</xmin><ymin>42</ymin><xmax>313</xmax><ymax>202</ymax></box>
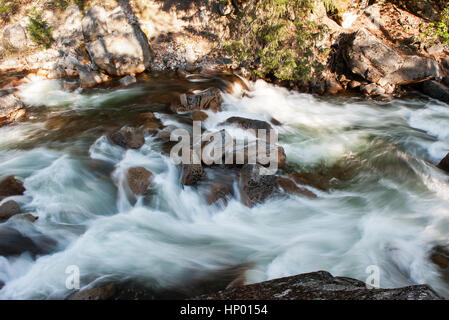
<box><xmin>0</xmin><ymin>74</ymin><xmax>449</xmax><ymax>299</ymax></box>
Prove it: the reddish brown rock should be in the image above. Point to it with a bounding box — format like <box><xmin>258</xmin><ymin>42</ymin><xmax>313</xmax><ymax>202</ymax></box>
<box><xmin>276</xmin><ymin>177</ymin><xmax>317</xmax><ymax>199</ymax></box>
<box><xmin>109</xmin><ymin>127</ymin><xmax>145</xmax><ymax>149</ymax></box>
<box><xmin>127</xmin><ymin>167</ymin><xmax>153</xmax><ymax>195</ymax></box>
<box><xmin>0</xmin><ymin>176</ymin><xmax>25</xmax><ymax>198</ymax></box>
<box><xmin>239</xmin><ymin>164</ymin><xmax>276</xmax><ymax>207</ymax></box>
<box><xmin>182</xmin><ymin>164</ymin><xmax>206</xmax><ymax>186</ymax></box>
<box><xmin>68</xmin><ymin>283</ymin><xmax>117</xmax><ymax>300</ymax></box>
<box><xmin>171</xmin><ymin>88</ymin><xmax>222</xmax><ymax>113</ymax></box>
<box><xmin>0</xmin><ymin>200</ymin><xmax>21</xmax><ymax>222</ymax></box>
<box><xmin>206</xmin><ymin>183</ymin><xmax>232</xmax><ymax>205</ymax></box>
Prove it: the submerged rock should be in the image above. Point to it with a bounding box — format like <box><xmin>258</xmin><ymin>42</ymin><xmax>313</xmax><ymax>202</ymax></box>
<box><xmin>77</xmin><ymin>65</ymin><xmax>110</xmax><ymax>89</ymax></box>
<box><xmin>0</xmin><ymin>227</ymin><xmax>50</xmax><ymax>256</ymax></box>
<box><xmin>182</xmin><ymin>164</ymin><xmax>206</xmax><ymax>186</ymax></box>
<box><xmin>438</xmin><ymin>153</ymin><xmax>449</xmax><ymax>174</ymax></box>
<box><xmin>68</xmin><ymin>283</ymin><xmax>117</xmax><ymax>300</ymax></box>
<box><xmin>222</xmin><ymin>116</ymin><xmax>273</xmax><ymax>132</ymax></box>
<box><xmin>194</xmin><ymin>271</ymin><xmax>442</xmax><ymax>300</ymax></box>
<box><xmin>206</xmin><ymin>183</ymin><xmax>233</xmax><ymax>205</ymax></box>
<box><xmin>239</xmin><ymin>164</ymin><xmax>276</xmax><ymax>207</ymax></box>
<box><xmin>171</xmin><ymin>88</ymin><xmax>222</xmax><ymax>113</ymax></box>
<box><xmin>109</xmin><ymin>127</ymin><xmax>145</xmax><ymax>149</ymax></box>
<box><xmin>0</xmin><ymin>200</ymin><xmax>21</xmax><ymax>222</ymax></box>
<box><xmin>127</xmin><ymin>167</ymin><xmax>153</xmax><ymax>195</ymax></box>
<box><xmin>0</xmin><ymin>176</ymin><xmax>25</xmax><ymax>198</ymax></box>
<box><xmin>276</xmin><ymin>177</ymin><xmax>317</xmax><ymax>199</ymax></box>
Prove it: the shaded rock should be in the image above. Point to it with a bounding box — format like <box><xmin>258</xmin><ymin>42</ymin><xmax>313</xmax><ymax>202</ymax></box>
<box><xmin>0</xmin><ymin>200</ymin><xmax>21</xmax><ymax>222</ymax></box>
<box><xmin>437</xmin><ymin>153</ymin><xmax>449</xmax><ymax>173</ymax></box>
<box><xmin>276</xmin><ymin>177</ymin><xmax>317</xmax><ymax>199</ymax></box>
<box><xmin>0</xmin><ymin>93</ymin><xmax>26</xmax><ymax>125</ymax></box>
<box><xmin>81</xmin><ymin>6</ymin><xmax>108</xmax><ymax>42</ymax></box>
<box><xmin>0</xmin><ymin>176</ymin><xmax>25</xmax><ymax>198</ymax></box>
<box><xmin>239</xmin><ymin>164</ymin><xmax>276</xmax><ymax>207</ymax></box>
<box><xmin>194</xmin><ymin>271</ymin><xmax>442</xmax><ymax>300</ymax></box>
<box><xmin>119</xmin><ymin>75</ymin><xmax>137</xmax><ymax>87</ymax></box>
<box><xmin>419</xmin><ymin>80</ymin><xmax>449</xmax><ymax>104</ymax></box>
<box><xmin>135</xmin><ymin>112</ymin><xmax>163</xmax><ymax>132</ymax></box>
<box><xmin>345</xmin><ymin>28</ymin><xmax>441</xmax><ymax>87</ymax></box>
<box><xmin>68</xmin><ymin>283</ymin><xmax>117</xmax><ymax>300</ymax></box>
<box><xmin>430</xmin><ymin>245</ymin><xmax>449</xmax><ymax>269</ymax></box>
<box><xmin>182</xmin><ymin>164</ymin><xmax>206</xmax><ymax>186</ymax></box>
<box><xmin>348</xmin><ymin>80</ymin><xmax>362</xmax><ymax>90</ymax></box>
<box><xmin>127</xmin><ymin>167</ymin><xmax>153</xmax><ymax>195</ymax></box>
<box><xmin>206</xmin><ymin>183</ymin><xmax>232</xmax><ymax>205</ymax></box>
<box><xmin>0</xmin><ymin>227</ymin><xmax>47</xmax><ymax>256</ymax></box>
<box><xmin>109</xmin><ymin>127</ymin><xmax>145</xmax><ymax>149</ymax></box>
<box><xmin>171</xmin><ymin>88</ymin><xmax>222</xmax><ymax>113</ymax></box>
<box><xmin>2</xmin><ymin>23</ymin><xmax>28</xmax><ymax>51</ymax></box>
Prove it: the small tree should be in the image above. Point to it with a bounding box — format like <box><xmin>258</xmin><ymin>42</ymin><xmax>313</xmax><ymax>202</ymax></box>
<box><xmin>27</xmin><ymin>9</ymin><xmax>54</xmax><ymax>49</ymax></box>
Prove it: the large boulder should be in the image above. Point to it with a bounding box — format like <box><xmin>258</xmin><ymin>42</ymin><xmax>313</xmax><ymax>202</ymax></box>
<box><xmin>127</xmin><ymin>167</ymin><xmax>153</xmax><ymax>195</ymax></box>
<box><xmin>0</xmin><ymin>176</ymin><xmax>25</xmax><ymax>198</ymax></box>
<box><xmin>0</xmin><ymin>200</ymin><xmax>21</xmax><ymax>222</ymax></box>
<box><xmin>77</xmin><ymin>65</ymin><xmax>110</xmax><ymax>89</ymax></box>
<box><xmin>109</xmin><ymin>127</ymin><xmax>145</xmax><ymax>149</ymax></box>
<box><xmin>68</xmin><ymin>283</ymin><xmax>117</xmax><ymax>300</ymax></box>
<box><xmin>0</xmin><ymin>227</ymin><xmax>54</xmax><ymax>257</ymax></box>
<box><xmin>0</xmin><ymin>93</ymin><xmax>26</xmax><ymax>126</ymax></box>
<box><xmin>344</xmin><ymin>28</ymin><xmax>441</xmax><ymax>87</ymax></box>
<box><xmin>222</xmin><ymin>117</ymin><xmax>273</xmax><ymax>132</ymax></box>
<box><xmin>194</xmin><ymin>270</ymin><xmax>442</xmax><ymax>300</ymax></box>
<box><xmin>171</xmin><ymin>88</ymin><xmax>222</xmax><ymax>113</ymax></box>
<box><xmin>275</xmin><ymin>177</ymin><xmax>317</xmax><ymax>199</ymax></box>
<box><xmin>239</xmin><ymin>164</ymin><xmax>276</xmax><ymax>207</ymax></box>
<box><xmin>419</xmin><ymin>80</ymin><xmax>449</xmax><ymax>104</ymax></box>
<box><xmin>2</xmin><ymin>23</ymin><xmax>28</xmax><ymax>51</ymax></box>
<box><xmin>83</xmin><ymin>7</ymin><xmax>152</xmax><ymax>77</ymax></box>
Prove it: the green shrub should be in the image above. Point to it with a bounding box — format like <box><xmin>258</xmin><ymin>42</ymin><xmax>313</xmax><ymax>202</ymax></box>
<box><xmin>27</xmin><ymin>9</ymin><xmax>54</xmax><ymax>48</ymax></box>
<box><xmin>422</xmin><ymin>2</ymin><xmax>449</xmax><ymax>46</ymax></box>
<box><xmin>224</xmin><ymin>0</ymin><xmax>328</xmax><ymax>82</ymax></box>
<box><xmin>0</xmin><ymin>0</ymin><xmax>19</xmax><ymax>23</ymax></box>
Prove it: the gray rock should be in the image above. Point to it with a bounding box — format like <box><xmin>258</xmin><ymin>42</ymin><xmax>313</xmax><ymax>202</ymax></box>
<box><xmin>2</xmin><ymin>23</ymin><xmax>28</xmax><ymax>51</ymax></box>
<box><xmin>77</xmin><ymin>65</ymin><xmax>110</xmax><ymax>89</ymax></box>
<box><xmin>194</xmin><ymin>271</ymin><xmax>442</xmax><ymax>300</ymax></box>
<box><xmin>119</xmin><ymin>75</ymin><xmax>137</xmax><ymax>86</ymax></box>
<box><xmin>0</xmin><ymin>227</ymin><xmax>53</xmax><ymax>257</ymax></box>
<box><xmin>360</xmin><ymin>83</ymin><xmax>385</xmax><ymax>95</ymax></box>
<box><xmin>345</xmin><ymin>29</ymin><xmax>441</xmax><ymax>87</ymax></box>
<box><xmin>0</xmin><ymin>200</ymin><xmax>21</xmax><ymax>222</ymax></box>
<box><xmin>437</xmin><ymin>153</ymin><xmax>449</xmax><ymax>174</ymax></box>
<box><xmin>239</xmin><ymin>164</ymin><xmax>276</xmax><ymax>207</ymax></box>
<box><xmin>0</xmin><ymin>176</ymin><xmax>25</xmax><ymax>198</ymax></box>
<box><xmin>419</xmin><ymin>80</ymin><xmax>449</xmax><ymax>104</ymax></box>
<box><xmin>81</xmin><ymin>6</ymin><xmax>108</xmax><ymax>42</ymax></box>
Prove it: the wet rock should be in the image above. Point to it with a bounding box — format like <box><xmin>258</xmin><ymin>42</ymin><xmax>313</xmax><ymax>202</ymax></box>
<box><xmin>344</xmin><ymin>28</ymin><xmax>441</xmax><ymax>87</ymax></box>
<box><xmin>0</xmin><ymin>200</ymin><xmax>21</xmax><ymax>222</ymax></box>
<box><xmin>419</xmin><ymin>80</ymin><xmax>449</xmax><ymax>104</ymax></box>
<box><xmin>18</xmin><ymin>214</ymin><xmax>39</xmax><ymax>223</ymax></box>
<box><xmin>127</xmin><ymin>167</ymin><xmax>153</xmax><ymax>195</ymax></box>
<box><xmin>239</xmin><ymin>164</ymin><xmax>276</xmax><ymax>207</ymax></box>
<box><xmin>109</xmin><ymin>127</ymin><xmax>145</xmax><ymax>149</ymax></box>
<box><xmin>222</xmin><ymin>117</ymin><xmax>273</xmax><ymax>132</ymax></box>
<box><xmin>182</xmin><ymin>164</ymin><xmax>206</xmax><ymax>186</ymax></box>
<box><xmin>68</xmin><ymin>283</ymin><xmax>117</xmax><ymax>300</ymax></box>
<box><xmin>77</xmin><ymin>65</ymin><xmax>110</xmax><ymax>89</ymax></box>
<box><xmin>437</xmin><ymin>153</ymin><xmax>449</xmax><ymax>174</ymax></box>
<box><xmin>430</xmin><ymin>245</ymin><xmax>449</xmax><ymax>269</ymax></box>
<box><xmin>0</xmin><ymin>176</ymin><xmax>25</xmax><ymax>198</ymax></box>
<box><xmin>0</xmin><ymin>93</ymin><xmax>26</xmax><ymax>125</ymax></box>
<box><xmin>135</xmin><ymin>112</ymin><xmax>163</xmax><ymax>133</ymax></box>
<box><xmin>194</xmin><ymin>270</ymin><xmax>442</xmax><ymax>300</ymax></box>
<box><xmin>276</xmin><ymin>177</ymin><xmax>317</xmax><ymax>199</ymax></box>
<box><xmin>119</xmin><ymin>75</ymin><xmax>137</xmax><ymax>87</ymax></box>
<box><xmin>325</xmin><ymin>77</ymin><xmax>344</xmax><ymax>95</ymax></box>
<box><xmin>171</xmin><ymin>88</ymin><xmax>222</xmax><ymax>113</ymax></box>
<box><xmin>0</xmin><ymin>227</ymin><xmax>44</xmax><ymax>256</ymax></box>
<box><xmin>206</xmin><ymin>183</ymin><xmax>232</xmax><ymax>205</ymax></box>
<box><xmin>191</xmin><ymin>111</ymin><xmax>209</xmax><ymax>121</ymax></box>
<box><xmin>2</xmin><ymin>23</ymin><xmax>28</xmax><ymax>51</ymax></box>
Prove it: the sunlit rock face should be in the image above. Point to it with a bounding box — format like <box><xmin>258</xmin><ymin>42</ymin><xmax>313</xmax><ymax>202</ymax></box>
<box><xmin>83</xmin><ymin>6</ymin><xmax>152</xmax><ymax>77</ymax></box>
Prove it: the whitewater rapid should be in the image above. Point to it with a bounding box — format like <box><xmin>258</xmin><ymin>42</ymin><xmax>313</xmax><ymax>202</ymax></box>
<box><xmin>0</xmin><ymin>78</ymin><xmax>449</xmax><ymax>299</ymax></box>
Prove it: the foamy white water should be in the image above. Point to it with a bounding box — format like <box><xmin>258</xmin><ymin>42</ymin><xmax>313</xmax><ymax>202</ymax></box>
<box><xmin>0</xmin><ymin>78</ymin><xmax>449</xmax><ymax>299</ymax></box>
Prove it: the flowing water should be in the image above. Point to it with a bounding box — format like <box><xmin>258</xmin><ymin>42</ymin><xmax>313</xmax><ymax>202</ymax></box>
<box><xmin>1</xmin><ymin>74</ymin><xmax>449</xmax><ymax>299</ymax></box>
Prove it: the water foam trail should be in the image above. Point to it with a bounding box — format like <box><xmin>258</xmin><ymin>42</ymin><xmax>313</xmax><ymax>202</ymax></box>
<box><xmin>1</xmin><ymin>78</ymin><xmax>449</xmax><ymax>299</ymax></box>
